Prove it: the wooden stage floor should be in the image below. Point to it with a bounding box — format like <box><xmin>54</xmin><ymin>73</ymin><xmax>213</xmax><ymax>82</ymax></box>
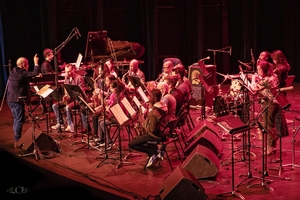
<box><xmin>1</xmin><ymin>83</ymin><xmax>300</xmax><ymax>200</ymax></box>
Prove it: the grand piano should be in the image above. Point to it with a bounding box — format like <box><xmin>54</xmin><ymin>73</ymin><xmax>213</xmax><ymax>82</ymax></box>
<box><xmin>84</xmin><ymin>30</ymin><xmax>145</xmax><ymax>64</ymax></box>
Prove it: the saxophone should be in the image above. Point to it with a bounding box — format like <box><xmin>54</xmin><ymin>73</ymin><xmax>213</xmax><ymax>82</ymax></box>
<box><xmin>133</xmin><ymin>104</ymin><xmax>148</xmax><ymax>136</ymax></box>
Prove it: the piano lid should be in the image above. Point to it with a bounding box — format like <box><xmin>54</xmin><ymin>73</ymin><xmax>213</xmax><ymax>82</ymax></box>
<box><xmin>84</xmin><ymin>30</ymin><xmax>145</xmax><ymax>62</ymax></box>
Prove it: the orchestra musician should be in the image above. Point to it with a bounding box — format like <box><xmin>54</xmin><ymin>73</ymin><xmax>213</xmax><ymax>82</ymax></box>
<box><xmin>250</xmin><ymin>61</ymin><xmax>288</xmax><ymax>155</ymax></box>
<box><xmin>124</xmin><ymin>59</ymin><xmax>146</xmax><ymax>91</ymax></box>
<box><xmin>157</xmin><ymin>60</ymin><xmax>174</xmax><ymax>82</ymax></box>
<box><xmin>157</xmin><ymin>81</ymin><xmax>176</xmax><ymax>120</ymax></box>
<box><xmin>105</xmin><ymin>59</ymin><xmax>118</xmax><ymax>78</ymax></box>
<box><xmin>7</xmin><ymin>54</ymin><xmax>40</xmax><ymax>147</ymax></box>
<box><xmin>271</xmin><ymin>50</ymin><xmax>291</xmax><ymax>90</ymax></box>
<box><xmin>41</xmin><ymin>48</ymin><xmax>54</xmax><ymax>74</ymax></box>
<box><xmin>91</xmin><ymin>75</ymin><xmax>117</xmax><ymax>140</ymax></box>
<box><xmin>164</xmin><ymin>75</ymin><xmax>185</xmax><ymax>116</ymax></box>
<box><xmin>93</xmin><ymin>80</ymin><xmax>127</xmax><ymax>148</ymax></box>
<box><xmin>172</xmin><ymin>64</ymin><xmax>192</xmax><ymax>103</ymax></box>
<box><xmin>51</xmin><ymin>64</ymin><xmax>90</xmax><ymax>137</ymax></box>
<box><xmin>128</xmin><ymin>89</ymin><xmax>168</xmax><ymax>168</ymax></box>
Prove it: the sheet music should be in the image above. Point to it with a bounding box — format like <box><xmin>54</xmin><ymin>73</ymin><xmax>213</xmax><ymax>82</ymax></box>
<box><xmin>137</xmin><ymin>86</ymin><xmax>149</xmax><ymax>103</ymax></box>
<box><xmin>121</xmin><ymin>97</ymin><xmax>136</xmax><ymax>118</ymax></box>
<box><xmin>133</xmin><ymin>96</ymin><xmax>146</xmax><ymax>114</ymax></box>
<box><xmin>217</xmin><ymin>121</ymin><xmax>233</xmax><ymax>133</ymax></box>
<box><xmin>36</xmin><ymin>84</ymin><xmax>56</xmax><ymax>98</ymax></box>
<box><xmin>75</xmin><ymin>53</ymin><xmax>83</xmax><ymax>70</ymax></box>
<box><xmin>110</xmin><ymin>103</ymin><xmax>130</xmax><ymax>126</ymax></box>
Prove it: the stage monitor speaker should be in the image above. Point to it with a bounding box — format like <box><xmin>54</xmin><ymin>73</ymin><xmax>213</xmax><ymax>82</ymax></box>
<box><xmin>159</xmin><ymin>167</ymin><xmax>207</xmax><ymax>200</ymax></box>
<box><xmin>186</xmin><ymin>120</ymin><xmax>220</xmax><ymax>143</ymax></box>
<box><xmin>181</xmin><ymin>145</ymin><xmax>220</xmax><ymax>179</ymax></box>
<box><xmin>184</xmin><ymin>129</ymin><xmax>223</xmax><ymax>157</ymax></box>
<box><xmin>16</xmin><ymin>127</ymin><xmax>61</xmax><ymax>153</ymax></box>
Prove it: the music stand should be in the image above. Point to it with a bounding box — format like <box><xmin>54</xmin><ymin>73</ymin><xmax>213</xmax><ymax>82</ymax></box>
<box><xmin>97</xmin><ymin>103</ymin><xmax>134</xmax><ymax>169</ymax></box>
<box><xmin>34</xmin><ymin>84</ymin><xmax>57</xmax><ymax>135</ymax></box>
<box><xmin>127</xmin><ymin>75</ymin><xmax>149</xmax><ymax>95</ymax></box>
<box><xmin>17</xmin><ymin>97</ymin><xmax>43</xmax><ymax>160</ymax></box>
<box><xmin>213</xmin><ymin>115</ymin><xmax>251</xmax><ymax>200</ymax></box>
<box><xmin>74</xmin><ymin>95</ymin><xmax>102</xmax><ymax>152</ymax></box>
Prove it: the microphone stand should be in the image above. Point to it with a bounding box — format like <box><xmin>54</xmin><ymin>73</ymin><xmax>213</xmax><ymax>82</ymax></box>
<box><xmin>96</xmin><ymin>79</ymin><xmax>117</xmax><ymax>168</ymax></box>
<box><xmin>207</xmin><ymin>46</ymin><xmax>231</xmax><ymax>65</ymax></box>
<box><xmin>52</xmin><ymin>28</ymin><xmax>78</xmax><ymax>139</ymax></box>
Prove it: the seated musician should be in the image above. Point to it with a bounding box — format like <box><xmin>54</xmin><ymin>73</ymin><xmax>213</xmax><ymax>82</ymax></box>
<box><xmin>164</xmin><ymin>75</ymin><xmax>185</xmax><ymax>116</ymax></box>
<box><xmin>157</xmin><ymin>82</ymin><xmax>177</xmax><ymax>120</ymax></box>
<box><xmin>51</xmin><ymin>64</ymin><xmax>90</xmax><ymax>137</ymax></box>
<box><xmin>250</xmin><ymin>61</ymin><xmax>288</xmax><ymax>155</ymax></box>
<box><xmin>128</xmin><ymin>89</ymin><xmax>168</xmax><ymax>168</ymax></box>
<box><xmin>106</xmin><ymin>59</ymin><xmax>118</xmax><ymax>78</ymax></box>
<box><xmin>93</xmin><ymin>79</ymin><xmax>127</xmax><ymax>149</ymax></box>
<box><xmin>91</xmin><ymin>75</ymin><xmax>117</xmax><ymax>140</ymax></box>
<box><xmin>157</xmin><ymin>60</ymin><xmax>174</xmax><ymax>82</ymax></box>
<box><xmin>124</xmin><ymin>59</ymin><xmax>146</xmax><ymax>91</ymax></box>
<box><xmin>172</xmin><ymin>64</ymin><xmax>192</xmax><ymax>104</ymax></box>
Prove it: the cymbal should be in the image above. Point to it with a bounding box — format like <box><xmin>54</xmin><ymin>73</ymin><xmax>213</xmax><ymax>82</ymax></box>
<box><xmin>216</xmin><ymin>72</ymin><xmax>240</xmax><ymax>79</ymax></box>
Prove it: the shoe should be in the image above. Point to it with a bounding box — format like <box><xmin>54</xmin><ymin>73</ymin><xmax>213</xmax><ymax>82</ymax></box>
<box><xmin>146</xmin><ymin>154</ymin><xmax>158</xmax><ymax>168</ymax></box>
<box><xmin>106</xmin><ymin>142</ymin><xmax>115</xmax><ymax>150</ymax></box>
<box><xmin>265</xmin><ymin>146</ymin><xmax>276</xmax><ymax>155</ymax></box>
<box><xmin>51</xmin><ymin>123</ymin><xmax>62</xmax><ymax>130</ymax></box>
<box><xmin>65</xmin><ymin>124</ymin><xmax>74</xmax><ymax>132</ymax></box>
<box><xmin>157</xmin><ymin>150</ymin><xmax>165</xmax><ymax>160</ymax></box>
<box><xmin>14</xmin><ymin>142</ymin><xmax>18</xmax><ymax>148</ymax></box>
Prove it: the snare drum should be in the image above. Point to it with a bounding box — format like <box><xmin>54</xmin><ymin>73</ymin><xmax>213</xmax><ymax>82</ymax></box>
<box><xmin>213</xmin><ymin>96</ymin><xmax>228</xmax><ymax>117</ymax></box>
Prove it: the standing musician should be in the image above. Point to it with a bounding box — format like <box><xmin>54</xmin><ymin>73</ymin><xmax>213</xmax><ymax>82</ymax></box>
<box><xmin>250</xmin><ymin>61</ymin><xmax>288</xmax><ymax>155</ymax></box>
<box><xmin>7</xmin><ymin>54</ymin><xmax>40</xmax><ymax>148</ymax></box>
<box><xmin>41</xmin><ymin>48</ymin><xmax>54</xmax><ymax>74</ymax></box>
<box><xmin>271</xmin><ymin>50</ymin><xmax>291</xmax><ymax>90</ymax></box>
<box><xmin>51</xmin><ymin>64</ymin><xmax>89</xmax><ymax>137</ymax></box>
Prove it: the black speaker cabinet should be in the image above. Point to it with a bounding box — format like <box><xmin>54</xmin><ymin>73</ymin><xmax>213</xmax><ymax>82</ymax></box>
<box><xmin>186</xmin><ymin>120</ymin><xmax>220</xmax><ymax>143</ymax></box>
<box><xmin>16</xmin><ymin>127</ymin><xmax>61</xmax><ymax>153</ymax></box>
<box><xmin>188</xmin><ymin>64</ymin><xmax>216</xmax><ymax>86</ymax></box>
<box><xmin>188</xmin><ymin>64</ymin><xmax>218</xmax><ymax>107</ymax></box>
<box><xmin>181</xmin><ymin>145</ymin><xmax>220</xmax><ymax>179</ymax></box>
<box><xmin>159</xmin><ymin>167</ymin><xmax>207</xmax><ymax>200</ymax></box>
<box><xmin>184</xmin><ymin>129</ymin><xmax>223</xmax><ymax>157</ymax></box>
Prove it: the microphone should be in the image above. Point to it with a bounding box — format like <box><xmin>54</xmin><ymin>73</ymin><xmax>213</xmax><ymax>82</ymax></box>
<box><xmin>277</xmin><ymin>86</ymin><xmax>294</xmax><ymax>92</ymax></box>
<box><xmin>199</xmin><ymin>56</ymin><xmax>210</xmax><ymax>61</ymax></box>
<box><xmin>230</xmin><ymin>46</ymin><xmax>232</xmax><ymax>56</ymax></box>
<box><xmin>238</xmin><ymin>60</ymin><xmax>252</xmax><ymax>70</ymax></box>
<box><xmin>250</xmin><ymin>49</ymin><xmax>255</xmax><ymax>64</ymax></box>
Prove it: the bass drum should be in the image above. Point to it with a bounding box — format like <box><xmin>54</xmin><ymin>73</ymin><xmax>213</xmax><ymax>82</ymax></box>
<box><xmin>213</xmin><ymin>96</ymin><xmax>228</xmax><ymax>117</ymax></box>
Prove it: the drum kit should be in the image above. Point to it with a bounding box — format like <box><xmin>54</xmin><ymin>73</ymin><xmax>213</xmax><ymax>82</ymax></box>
<box><xmin>213</xmin><ymin>72</ymin><xmax>253</xmax><ymax>119</ymax></box>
